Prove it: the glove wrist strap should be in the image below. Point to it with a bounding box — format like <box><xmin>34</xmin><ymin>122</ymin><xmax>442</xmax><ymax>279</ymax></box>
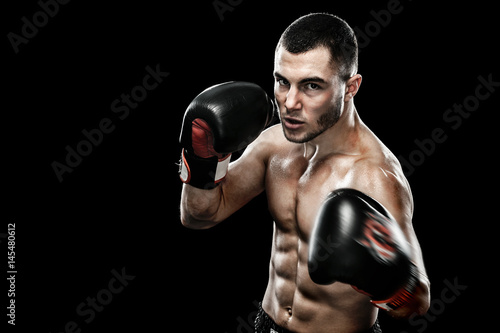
<box><xmin>179</xmin><ymin>149</ymin><xmax>231</xmax><ymax>189</ymax></box>
<box><xmin>371</xmin><ymin>263</ymin><xmax>419</xmax><ymax>311</ymax></box>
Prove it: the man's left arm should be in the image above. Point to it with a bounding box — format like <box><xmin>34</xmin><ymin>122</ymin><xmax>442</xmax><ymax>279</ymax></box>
<box><xmin>355</xmin><ymin>165</ymin><xmax>431</xmax><ymax>318</ymax></box>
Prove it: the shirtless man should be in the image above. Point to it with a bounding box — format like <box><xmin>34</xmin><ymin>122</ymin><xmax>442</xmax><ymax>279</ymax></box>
<box><xmin>178</xmin><ymin>13</ymin><xmax>430</xmax><ymax>333</ymax></box>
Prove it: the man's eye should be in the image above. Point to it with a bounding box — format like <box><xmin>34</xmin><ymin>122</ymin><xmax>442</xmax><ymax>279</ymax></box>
<box><xmin>306</xmin><ymin>83</ymin><xmax>321</xmax><ymax>90</ymax></box>
<box><xmin>277</xmin><ymin>79</ymin><xmax>289</xmax><ymax>86</ymax></box>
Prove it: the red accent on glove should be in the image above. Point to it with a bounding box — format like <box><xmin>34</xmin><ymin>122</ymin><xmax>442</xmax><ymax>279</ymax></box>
<box><xmin>191</xmin><ymin>118</ymin><xmax>226</xmax><ymax>159</ymax></box>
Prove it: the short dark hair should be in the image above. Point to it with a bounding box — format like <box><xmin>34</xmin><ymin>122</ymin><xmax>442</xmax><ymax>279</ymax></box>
<box><xmin>277</xmin><ymin>13</ymin><xmax>358</xmax><ymax>81</ymax></box>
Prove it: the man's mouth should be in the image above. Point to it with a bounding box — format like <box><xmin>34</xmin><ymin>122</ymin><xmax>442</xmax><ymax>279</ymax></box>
<box><xmin>283</xmin><ymin>117</ymin><xmax>305</xmax><ymax>129</ymax></box>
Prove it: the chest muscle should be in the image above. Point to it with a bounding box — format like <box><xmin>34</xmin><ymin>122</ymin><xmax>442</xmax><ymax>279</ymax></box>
<box><xmin>265</xmin><ymin>154</ymin><xmax>349</xmax><ymax>241</ymax></box>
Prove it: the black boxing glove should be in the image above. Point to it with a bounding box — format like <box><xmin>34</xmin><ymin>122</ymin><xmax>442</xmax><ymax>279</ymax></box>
<box><xmin>308</xmin><ymin>188</ymin><xmax>419</xmax><ymax>311</ymax></box>
<box><xmin>179</xmin><ymin>81</ymin><xmax>275</xmax><ymax>189</ymax></box>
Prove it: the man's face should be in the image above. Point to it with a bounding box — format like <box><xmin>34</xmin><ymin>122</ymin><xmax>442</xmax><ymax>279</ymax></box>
<box><xmin>274</xmin><ymin>46</ymin><xmax>345</xmax><ymax>143</ymax></box>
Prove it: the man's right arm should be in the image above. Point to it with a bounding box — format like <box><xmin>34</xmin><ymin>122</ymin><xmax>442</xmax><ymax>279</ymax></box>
<box><xmin>180</xmin><ymin>132</ymin><xmax>271</xmax><ymax>229</ymax></box>
<box><xmin>177</xmin><ymin>81</ymin><xmax>276</xmax><ymax>229</ymax></box>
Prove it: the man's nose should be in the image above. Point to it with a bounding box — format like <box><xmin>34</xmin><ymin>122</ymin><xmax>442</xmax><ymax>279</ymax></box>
<box><xmin>284</xmin><ymin>87</ymin><xmax>302</xmax><ymax>112</ymax></box>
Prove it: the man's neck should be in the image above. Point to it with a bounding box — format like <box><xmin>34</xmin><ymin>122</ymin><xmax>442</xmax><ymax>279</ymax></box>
<box><xmin>303</xmin><ymin>102</ymin><xmax>362</xmax><ymax>160</ymax></box>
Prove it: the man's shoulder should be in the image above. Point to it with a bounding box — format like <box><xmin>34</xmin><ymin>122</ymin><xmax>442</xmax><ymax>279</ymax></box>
<box><xmin>348</xmin><ymin>130</ymin><xmax>414</xmax><ymax>216</ymax></box>
<box><xmin>356</xmin><ymin>127</ymin><xmax>405</xmax><ymax>180</ymax></box>
<box><xmin>239</xmin><ymin>124</ymin><xmax>290</xmax><ymax>164</ymax></box>
<box><xmin>253</xmin><ymin>124</ymin><xmax>293</xmax><ymax>152</ymax></box>
<box><xmin>351</xmin><ymin>153</ymin><xmax>408</xmax><ymax>192</ymax></box>
<box><xmin>260</xmin><ymin>123</ymin><xmax>286</xmax><ymax>142</ymax></box>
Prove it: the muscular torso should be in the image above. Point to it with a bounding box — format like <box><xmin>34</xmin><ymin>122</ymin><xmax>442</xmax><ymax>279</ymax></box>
<box><xmin>260</xmin><ymin>126</ymin><xmax>398</xmax><ymax>332</ymax></box>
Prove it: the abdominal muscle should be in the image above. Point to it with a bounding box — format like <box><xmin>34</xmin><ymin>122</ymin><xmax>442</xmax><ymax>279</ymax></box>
<box><xmin>261</xmin><ymin>224</ymin><xmax>378</xmax><ymax>333</ymax></box>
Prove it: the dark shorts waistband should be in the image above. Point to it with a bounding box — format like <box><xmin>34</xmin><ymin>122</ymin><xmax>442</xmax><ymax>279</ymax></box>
<box><xmin>254</xmin><ymin>302</ymin><xmax>382</xmax><ymax>333</ymax></box>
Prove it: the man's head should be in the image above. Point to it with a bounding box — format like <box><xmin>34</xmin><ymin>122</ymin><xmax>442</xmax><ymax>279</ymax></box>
<box><xmin>274</xmin><ymin>13</ymin><xmax>361</xmax><ymax>143</ymax></box>
<box><xmin>277</xmin><ymin>13</ymin><xmax>358</xmax><ymax>82</ymax></box>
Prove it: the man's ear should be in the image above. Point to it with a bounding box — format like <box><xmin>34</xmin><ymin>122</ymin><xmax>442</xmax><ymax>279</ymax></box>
<box><xmin>344</xmin><ymin>74</ymin><xmax>362</xmax><ymax>102</ymax></box>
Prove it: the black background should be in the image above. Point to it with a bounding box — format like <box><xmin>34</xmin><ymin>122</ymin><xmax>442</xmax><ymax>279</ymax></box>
<box><xmin>3</xmin><ymin>0</ymin><xmax>498</xmax><ymax>332</ymax></box>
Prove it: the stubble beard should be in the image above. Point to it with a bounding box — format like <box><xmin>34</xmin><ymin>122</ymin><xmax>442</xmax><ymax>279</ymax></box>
<box><xmin>282</xmin><ymin>97</ymin><xmax>343</xmax><ymax>144</ymax></box>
